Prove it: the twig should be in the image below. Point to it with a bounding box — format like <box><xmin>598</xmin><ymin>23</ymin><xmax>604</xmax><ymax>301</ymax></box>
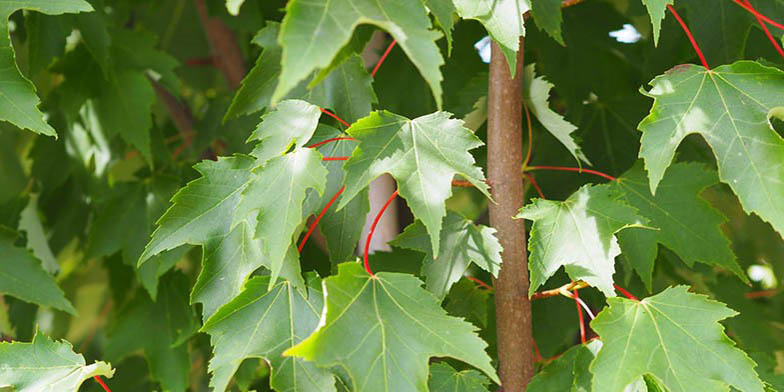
<box><xmin>148</xmin><ymin>77</ymin><xmax>195</xmax><ymax>157</ymax></box>
<box><xmin>194</xmin><ymin>0</ymin><xmax>246</xmax><ymax>88</ymax></box>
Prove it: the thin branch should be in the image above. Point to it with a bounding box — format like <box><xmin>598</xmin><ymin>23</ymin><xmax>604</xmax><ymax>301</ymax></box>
<box><xmin>148</xmin><ymin>77</ymin><xmax>195</xmax><ymax>157</ymax></box>
<box><xmin>194</xmin><ymin>0</ymin><xmax>246</xmax><ymax>88</ymax></box>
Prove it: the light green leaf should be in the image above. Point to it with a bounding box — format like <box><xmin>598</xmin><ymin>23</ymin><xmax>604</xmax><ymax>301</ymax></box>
<box><xmin>527</xmin><ymin>340</ymin><xmax>601</xmax><ymax>392</ymax></box>
<box><xmin>612</xmin><ymin>162</ymin><xmax>745</xmax><ymax>290</ymax></box>
<box><xmin>391</xmin><ymin>211</ymin><xmax>502</xmax><ymax>299</ymax></box>
<box><xmin>0</xmin><ymin>0</ymin><xmax>93</xmax><ymax>136</ymax></box>
<box><xmin>0</xmin><ymin>331</ymin><xmax>114</xmax><ymax>392</ymax></box>
<box><xmin>235</xmin><ymin>148</ymin><xmax>327</xmax><ymax>288</ymax></box>
<box><xmin>277</xmin><ymin>0</ymin><xmax>445</xmax><ymax>107</ymax></box>
<box><xmin>453</xmin><ymin>0</ymin><xmax>529</xmax><ymax>75</ymax></box>
<box><xmin>140</xmin><ymin>155</ymin><xmax>255</xmax><ymax>265</ymax></box>
<box><xmin>516</xmin><ymin>184</ymin><xmax>648</xmax><ymax>297</ymax></box>
<box><xmin>523</xmin><ymin>64</ymin><xmax>590</xmax><ymax>165</ymax></box>
<box><xmin>286</xmin><ymin>262</ymin><xmax>500</xmax><ymax>391</ymax></box>
<box><xmin>530</xmin><ymin>0</ymin><xmax>565</xmax><ymax>45</ymax></box>
<box><xmin>226</xmin><ymin>0</ymin><xmax>245</xmax><ymax>15</ymax></box>
<box><xmin>641</xmin><ymin>0</ymin><xmax>673</xmax><ymax>45</ymax></box>
<box><xmin>428</xmin><ymin>362</ymin><xmax>490</xmax><ymax>392</ymax></box>
<box><xmin>105</xmin><ymin>272</ymin><xmax>198</xmax><ymax>392</ymax></box>
<box><xmin>638</xmin><ymin>61</ymin><xmax>784</xmax><ymax>237</ymax></box>
<box><xmin>202</xmin><ymin>275</ymin><xmax>335</xmax><ymax>392</ymax></box>
<box><xmin>0</xmin><ymin>231</ymin><xmax>76</xmax><ymax>315</ymax></box>
<box><xmin>247</xmin><ymin>99</ymin><xmax>322</xmax><ymax>163</ymax></box>
<box><xmin>590</xmin><ymin>286</ymin><xmax>765</xmax><ymax>392</ymax></box>
<box><xmin>338</xmin><ymin>111</ymin><xmax>490</xmax><ymax>258</ymax></box>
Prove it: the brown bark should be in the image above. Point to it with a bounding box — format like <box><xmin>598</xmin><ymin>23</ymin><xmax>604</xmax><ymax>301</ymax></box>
<box><xmin>149</xmin><ymin>77</ymin><xmax>195</xmax><ymax>145</ymax></box>
<box><xmin>488</xmin><ymin>38</ymin><xmax>535</xmax><ymax>390</ymax></box>
<box><xmin>194</xmin><ymin>0</ymin><xmax>246</xmax><ymax>89</ymax></box>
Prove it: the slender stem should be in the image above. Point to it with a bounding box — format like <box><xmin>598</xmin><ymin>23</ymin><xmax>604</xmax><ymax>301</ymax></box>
<box><xmin>731</xmin><ymin>0</ymin><xmax>784</xmax><ymax>30</ymax></box>
<box><xmin>298</xmin><ymin>187</ymin><xmax>345</xmax><ymax>253</ymax></box>
<box><xmin>525</xmin><ymin>165</ymin><xmax>617</xmax><ymax>181</ymax></box>
<box><xmin>531</xmin><ymin>280</ymin><xmax>589</xmax><ymax>300</ymax></box>
<box><xmin>614</xmin><ymin>284</ymin><xmax>638</xmax><ymax>300</ymax></box>
<box><xmin>667</xmin><ymin>5</ymin><xmax>711</xmax><ymax>70</ymax></box>
<box><xmin>523</xmin><ymin>101</ymin><xmax>533</xmax><ymax>169</ymax></box>
<box><xmin>524</xmin><ymin>173</ymin><xmax>545</xmax><ymax>199</ymax></box>
<box><xmin>743</xmin><ymin>0</ymin><xmax>784</xmax><ymax>60</ymax></box>
<box><xmin>745</xmin><ymin>290</ymin><xmax>779</xmax><ymax>299</ymax></box>
<box><xmin>320</xmin><ymin>108</ymin><xmax>351</xmax><ymax>128</ymax></box>
<box><xmin>466</xmin><ymin>276</ymin><xmax>493</xmax><ymax>291</ymax></box>
<box><xmin>307</xmin><ymin>137</ymin><xmax>356</xmax><ymax>149</ymax></box>
<box><xmin>573</xmin><ymin>287</ymin><xmax>586</xmax><ymax>344</ymax></box>
<box><xmin>363</xmin><ymin>190</ymin><xmax>398</xmax><ymax>275</ymax></box>
<box><xmin>322</xmin><ymin>157</ymin><xmax>349</xmax><ymax>161</ymax></box>
<box><xmin>94</xmin><ymin>376</ymin><xmax>111</xmax><ymax>392</ymax></box>
<box><xmin>487</xmin><ymin>36</ymin><xmax>535</xmax><ymax>389</ymax></box>
<box><xmin>370</xmin><ymin>39</ymin><xmax>397</xmax><ymax>78</ymax></box>
<box><xmin>194</xmin><ymin>0</ymin><xmax>246</xmax><ymax>88</ymax></box>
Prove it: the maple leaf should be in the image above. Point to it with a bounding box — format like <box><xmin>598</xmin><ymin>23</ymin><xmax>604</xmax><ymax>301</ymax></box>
<box><xmin>285</xmin><ymin>262</ymin><xmax>500</xmax><ymax>391</ymax></box>
<box><xmin>445</xmin><ymin>278</ymin><xmax>491</xmax><ymax>328</ymax></box>
<box><xmin>611</xmin><ymin>162</ymin><xmax>745</xmax><ymax>290</ymax></box>
<box><xmin>641</xmin><ymin>0</ymin><xmax>674</xmax><ymax>45</ymax></box>
<box><xmin>590</xmin><ymin>286</ymin><xmax>765</xmax><ymax>392</ymax></box>
<box><xmin>391</xmin><ymin>211</ymin><xmax>502</xmax><ymax>299</ymax></box>
<box><xmin>638</xmin><ymin>61</ymin><xmax>784</xmax><ymax>237</ymax></box>
<box><xmin>338</xmin><ymin>111</ymin><xmax>491</xmax><ymax>258</ymax></box>
<box><xmin>202</xmin><ymin>274</ymin><xmax>335</xmax><ymax>392</ymax></box>
<box><xmin>276</xmin><ymin>0</ymin><xmax>444</xmax><ymax>107</ymax></box>
<box><xmin>453</xmin><ymin>0</ymin><xmax>529</xmax><ymax>75</ymax></box>
<box><xmin>0</xmin><ymin>331</ymin><xmax>114</xmax><ymax>391</ymax></box>
<box><xmin>516</xmin><ymin>184</ymin><xmax>648</xmax><ymax>297</ymax></box>
<box><xmin>523</xmin><ymin>64</ymin><xmax>591</xmax><ymax>165</ymax></box>
<box><xmin>0</xmin><ymin>230</ymin><xmax>75</xmax><ymax>314</ymax></box>
<box><xmin>235</xmin><ymin>148</ymin><xmax>327</xmax><ymax>289</ymax></box>
<box><xmin>429</xmin><ymin>362</ymin><xmax>490</xmax><ymax>392</ymax></box>
<box><xmin>423</xmin><ymin>0</ymin><xmax>456</xmax><ymax>54</ymax></box>
<box><xmin>0</xmin><ymin>0</ymin><xmax>93</xmax><ymax>137</ymax></box>
<box><xmin>105</xmin><ymin>272</ymin><xmax>198</xmax><ymax>392</ymax></box>
<box><xmin>530</xmin><ymin>0</ymin><xmax>565</xmax><ymax>45</ymax></box>
<box><xmin>247</xmin><ymin>99</ymin><xmax>322</xmax><ymax>163</ymax></box>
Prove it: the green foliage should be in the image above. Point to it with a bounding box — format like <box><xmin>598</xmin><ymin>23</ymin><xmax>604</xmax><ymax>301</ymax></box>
<box><xmin>286</xmin><ymin>262</ymin><xmax>499</xmax><ymax>391</ymax></box>
<box><xmin>0</xmin><ymin>0</ymin><xmax>782</xmax><ymax>391</ymax></box>
<box><xmin>590</xmin><ymin>286</ymin><xmax>764</xmax><ymax>392</ymax></box>
<box><xmin>0</xmin><ymin>330</ymin><xmax>114</xmax><ymax>391</ymax></box>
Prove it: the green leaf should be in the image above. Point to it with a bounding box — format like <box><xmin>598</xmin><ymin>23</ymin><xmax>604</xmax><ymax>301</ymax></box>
<box><xmin>93</xmin><ymin>70</ymin><xmax>155</xmax><ymax>164</ymax></box>
<box><xmin>226</xmin><ymin>0</ymin><xmax>246</xmax><ymax>15</ymax></box>
<box><xmin>109</xmin><ymin>28</ymin><xmax>180</xmax><ymax>91</ymax></box>
<box><xmin>286</xmin><ymin>262</ymin><xmax>500</xmax><ymax>391</ymax></box>
<box><xmin>641</xmin><ymin>0</ymin><xmax>673</xmax><ymax>45</ymax></box>
<box><xmin>0</xmin><ymin>231</ymin><xmax>75</xmax><ymax>314</ymax></box>
<box><xmin>235</xmin><ymin>148</ymin><xmax>327</xmax><ymax>288</ymax></box>
<box><xmin>339</xmin><ymin>111</ymin><xmax>490</xmax><ymax>258</ymax></box>
<box><xmin>527</xmin><ymin>340</ymin><xmax>601</xmax><ymax>392</ymax></box>
<box><xmin>140</xmin><ymin>155</ymin><xmax>254</xmax><ymax>264</ymax></box>
<box><xmin>202</xmin><ymin>275</ymin><xmax>335</xmax><ymax>392</ymax></box>
<box><xmin>516</xmin><ymin>184</ymin><xmax>648</xmax><ymax>297</ymax></box>
<box><xmin>612</xmin><ymin>162</ymin><xmax>745</xmax><ymax>290</ymax></box>
<box><xmin>106</xmin><ymin>272</ymin><xmax>198</xmax><ymax>392</ymax></box>
<box><xmin>530</xmin><ymin>0</ymin><xmax>565</xmax><ymax>45</ymax></box>
<box><xmin>247</xmin><ymin>99</ymin><xmax>322</xmax><ymax>163</ymax></box>
<box><xmin>391</xmin><ymin>211</ymin><xmax>502</xmax><ymax>299</ymax></box>
<box><xmin>523</xmin><ymin>64</ymin><xmax>590</xmax><ymax>165</ymax></box>
<box><xmin>0</xmin><ymin>0</ymin><xmax>93</xmax><ymax>136</ymax></box>
<box><xmin>638</xmin><ymin>61</ymin><xmax>784</xmax><ymax>237</ymax></box>
<box><xmin>453</xmin><ymin>0</ymin><xmax>529</xmax><ymax>75</ymax></box>
<box><xmin>428</xmin><ymin>362</ymin><xmax>490</xmax><ymax>392</ymax></box>
<box><xmin>590</xmin><ymin>286</ymin><xmax>765</xmax><ymax>392</ymax></box>
<box><xmin>277</xmin><ymin>0</ymin><xmax>445</xmax><ymax>107</ymax></box>
<box><xmin>423</xmin><ymin>0</ymin><xmax>457</xmax><ymax>54</ymax></box>
<box><xmin>25</xmin><ymin>13</ymin><xmax>69</xmax><ymax>76</ymax></box>
<box><xmin>0</xmin><ymin>331</ymin><xmax>114</xmax><ymax>391</ymax></box>
<box><xmin>306</xmin><ymin>54</ymin><xmax>378</xmax><ymax>125</ymax></box>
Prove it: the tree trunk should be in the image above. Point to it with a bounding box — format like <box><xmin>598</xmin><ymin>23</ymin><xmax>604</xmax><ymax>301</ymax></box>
<box><xmin>488</xmin><ymin>38</ymin><xmax>535</xmax><ymax>390</ymax></box>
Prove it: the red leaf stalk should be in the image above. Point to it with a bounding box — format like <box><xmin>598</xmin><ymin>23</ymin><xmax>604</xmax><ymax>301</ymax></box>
<box><xmin>667</xmin><ymin>5</ymin><xmax>711</xmax><ymax>70</ymax></box>
<box><xmin>363</xmin><ymin>190</ymin><xmax>399</xmax><ymax>275</ymax></box>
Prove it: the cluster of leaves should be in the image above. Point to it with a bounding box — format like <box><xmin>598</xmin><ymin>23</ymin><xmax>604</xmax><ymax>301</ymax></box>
<box><xmin>0</xmin><ymin>0</ymin><xmax>782</xmax><ymax>391</ymax></box>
